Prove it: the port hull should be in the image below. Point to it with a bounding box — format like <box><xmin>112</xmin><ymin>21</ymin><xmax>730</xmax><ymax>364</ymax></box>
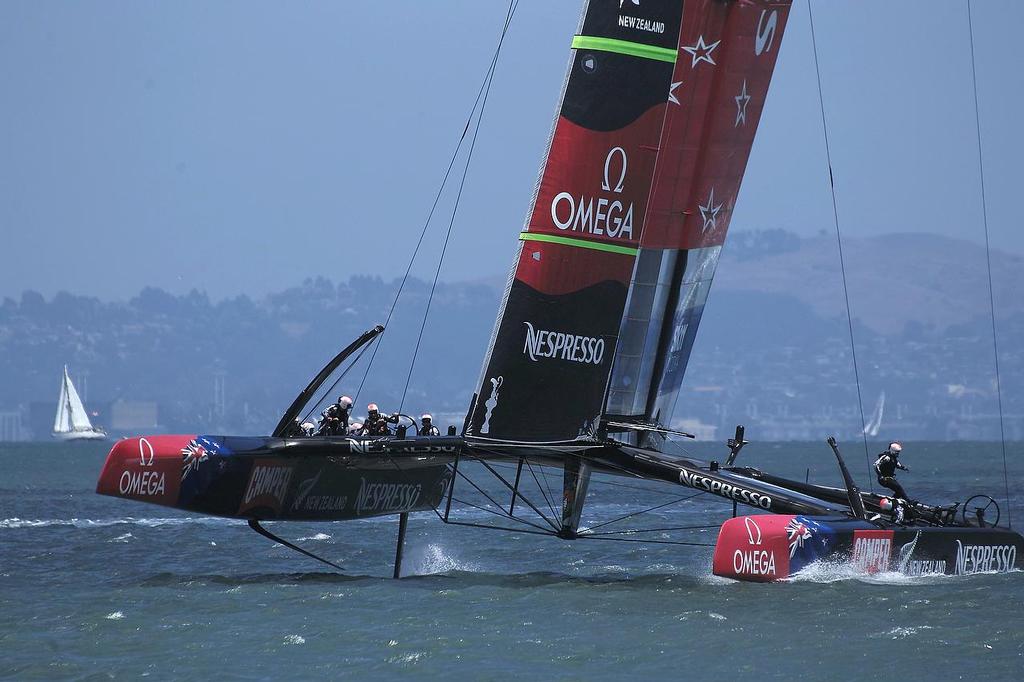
<box><xmin>96</xmin><ymin>434</ymin><xmax>456</xmax><ymax>521</ymax></box>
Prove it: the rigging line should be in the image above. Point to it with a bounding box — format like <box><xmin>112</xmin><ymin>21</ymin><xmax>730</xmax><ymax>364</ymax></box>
<box><xmin>582</xmin><ymin>524</ymin><xmax>720</xmax><ymax>537</ymax></box>
<box><xmin>299</xmin><ymin>337</ymin><xmax>377</xmax><ymax>426</ymax></box>
<box><xmin>575</xmin><ymin>535</ymin><xmax>714</xmax><ymax>548</ymax></box>
<box><xmin>460</xmin><ymin>442</ymin><xmax>561</xmax><ymax>520</ymax></box>
<box><xmin>399</xmin><ymin>0</ymin><xmax>519</xmax><ymax>415</ymax></box>
<box><xmin>807</xmin><ymin>1</ymin><xmax>873</xmax><ymax>491</ymax></box>
<box><xmin>445</xmin><ymin>493</ymin><xmax>548</xmax><ymax>532</ymax></box>
<box><xmin>441</xmin><ymin>517</ymin><xmax>559</xmax><ymax>538</ymax></box>
<box><xmin>471</xmin><ymin>452</ymin><xmax>563</xmax><ymax>531</ymax></box>
<box><xmin>453</xmin><ymin>458</ymin><xmax>558</xmax><ymax>532</ymax></box>
<box><xmin>352</xmin><ymin>1</ymin><xmax>518</xmax><ymax>409</ymax></box>
<box><xmin>529</xmin><ymin>458</ymin><xmax>562</xmax><ymax>522</ymax></box>
<box><xmin>588</xmin><ymin>477</ymin><xmax>692</xmax><ymax>496</ymax></box>
<box><xmin>536</xmin><ymin>457</ymin><xmax>562</xmax><ymax>519</ymax></box>
<box><xmin>523</xmin><ymin>457</ymin><xmax>561</xmax><ymax>521</ymax></box>
<box><xmin>966</xmin><ymin>0</ymin><xmax>1011</xmax><ymax>529</ymax></box>
<box><xmin>582</xmin><ymin>490</ymin><xmax>707</xmax><ymax>533</ymax></box>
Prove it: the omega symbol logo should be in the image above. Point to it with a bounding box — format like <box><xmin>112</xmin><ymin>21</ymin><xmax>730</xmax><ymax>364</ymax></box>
<box><xmin>138</xmin><ymin>437</ymin><xmax>155</xmax><ymax>466</ymax></box>
<box><xmin>744</xmin><ymin>517</ymin><xmax>762</xmax><ymax>545</ymax></box>
<box><xmin>601</xmin><ymin>146</ymin><xmax>627</xmax><ymax>193</ymax></box>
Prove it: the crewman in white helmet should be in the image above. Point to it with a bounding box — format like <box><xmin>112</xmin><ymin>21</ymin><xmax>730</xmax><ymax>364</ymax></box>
<box><xmin>874</xmin><ymin>441</ymin><xmax>910</xmax><ymax>502</ymax></box>
<box><xmin>363</xmin><ymin>403</ymin><xmax>399</xmax><ymax>436</ymax></box>
<box><xmin>318</xmin><ymin>395</ymin><xmax>353</xmax><ymax>436</ymax></box>
<box><xmin>419</xmin><ymin>413</ymin><xmax>440</xmax><ymax>436</ymax></box>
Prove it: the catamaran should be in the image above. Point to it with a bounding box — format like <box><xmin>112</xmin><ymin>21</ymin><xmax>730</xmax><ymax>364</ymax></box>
<box><xmin>54</xmin><ymin>365</ymin><xmax>106</xmax><ymax>441</ymax></box>
<box><xmin>96</xmin><ymin>0</ymin><xmax>1021</xmax><ymax>582</ymax></box>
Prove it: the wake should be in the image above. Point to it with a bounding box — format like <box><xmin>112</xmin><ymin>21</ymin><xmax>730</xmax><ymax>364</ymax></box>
<box><xmin>0</xmin><ymin>516</ymin><xmax>243</xmax><ymax>529</ymax></box>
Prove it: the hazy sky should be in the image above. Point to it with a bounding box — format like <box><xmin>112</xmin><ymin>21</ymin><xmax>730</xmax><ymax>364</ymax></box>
<box><xmin>2</xmin><ymin>1</ymin><xmax>1021</xmax><ymax>301</ymax></box>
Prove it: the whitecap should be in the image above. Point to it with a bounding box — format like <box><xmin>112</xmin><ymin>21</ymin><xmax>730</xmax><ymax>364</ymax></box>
<box><xmin>283</xmin><ymin>634</ymin><xmax>306</xmax><ymax>645</ymax></box>
<box><xmin>296</xmin><ymin>533</ymin><xmax>331</xmax><ymax>541</ymax></box>
<box><xmin>405</xmin><ymin>543</ymin><xmax>479</xmax><ymax>575</ymax></box>
<box><xmin>0</xmin><ymin>517</ymin><xmax>241</xmax><ymax>529</ymax></box>
<box><xmin>105</xmin><ymin>611</ymin><xmax>124</xmax><ymax>620</ymax></box>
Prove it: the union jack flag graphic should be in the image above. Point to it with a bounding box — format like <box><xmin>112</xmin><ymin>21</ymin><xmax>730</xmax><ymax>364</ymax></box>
<box><xmin>786</xmin><ymin>518</ymin><xmax>812</xmax><ymax>558</ymax></box>
<box><xmin>181</xmin><ymin>439</ymin><xmax>209</xmax><ymax>480</ymax></box>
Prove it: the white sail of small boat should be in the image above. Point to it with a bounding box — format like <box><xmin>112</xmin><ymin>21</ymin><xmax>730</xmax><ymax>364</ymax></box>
<box><xmin>53</xmin><ymin>366</ymin><xmax>106</xmax><ymax>441</ymax></box>
<box><xmin>862</xmin><ymin>391</ymin><xmax>885</xmax><ymax>438</ymax></box>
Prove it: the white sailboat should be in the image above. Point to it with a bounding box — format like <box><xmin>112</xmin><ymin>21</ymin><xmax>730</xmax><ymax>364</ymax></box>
<box><xmin>53</xmin><ymin>366</ymin><xmax>106</xmax><ymax>441</ymax></box>
<box><xmin>862</xmin><ymin>391</ymin><xmax>886</xmax><ymax>438</ymax></box>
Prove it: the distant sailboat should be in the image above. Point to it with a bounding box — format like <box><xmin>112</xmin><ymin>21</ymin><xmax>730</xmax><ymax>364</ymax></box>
<box><xmin>53</xmin><ymin>366</ymin><xmax>106</xmax><ymax>441</ymax></box>
<box><xmin>862</xmin><ymin>391</ymin><xmax>885</xmax><ymax>438</ymax></box>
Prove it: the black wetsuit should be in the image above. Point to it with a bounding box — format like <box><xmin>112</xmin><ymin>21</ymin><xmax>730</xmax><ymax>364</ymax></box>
<box><xmin>364</xmin><ymin>412</ymin><xmax>399</xmax><ymax>437</ymax></box>
<box><xmin>319</xmin><ymin>404</ymin><xmax>350</xmax><ymax>436</ymax></box>
<box><xmin>874</xmin><ymin>452</ymin><xmax>908</xmax><ymax>500</ymax></box>
<box><xmin>420</xmin><ymin>424</ymin><xmax>440</xmax><ymax>436</ymax></box>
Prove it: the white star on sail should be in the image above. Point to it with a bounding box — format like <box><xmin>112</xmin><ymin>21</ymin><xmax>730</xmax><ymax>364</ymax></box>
<box><xmin>698</xmin><ymin>187</ymin><xmax>723</xmax><ymax>233</ymax></box>
<box><xmin>668</xmin><ymin>81</ymin><xmax>682</xmax><ymax>105</ymax></box>
<box><xmin>735</xmin><ymin>79</ymin><xmax>751</xmax><ymax>127</ymax></box>
<box><xmin>681</xmin><ymin>35</ymin><xmax>721</xmax><ymax>68</ymax></box>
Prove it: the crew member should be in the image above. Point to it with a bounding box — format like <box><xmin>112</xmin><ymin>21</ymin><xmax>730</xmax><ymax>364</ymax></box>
<box><xmin>419</xmin><ymin>413</ymin><xmax>440</xmax><ymax>436</ymax></box>
<box><xmin>318</xmin><ymin>395</ymin><xmax>353</xmax><ymax>436</ymax></box>
<box><xmin>282</xmin><ymin>418</ymin><xmax>305</xmax><ymax>438</ymax></box>
<box><xmin>364</xmin><ymin>403</ymin><xmax>399</xmax><ymax>436</ymax></box>
<box><xmin>874</xmin><ymin>441</ymin><xmax>910</xmax><ymax>501</ymax></box>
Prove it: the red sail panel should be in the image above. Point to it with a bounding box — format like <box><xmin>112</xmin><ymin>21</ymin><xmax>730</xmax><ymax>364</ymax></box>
<box><xmin>467</xmin><ymin>1</ymin><xmax>685</xmax><ymax>443</ymax></box>
<box><xmin>605</xmin><ymin>1</ymin><xmax>792</xmax><ymax>432</ymax></box>
<box><xmin>646</xmin><ymin>0</ymin><xmax>791</xmax><ymax>250</ymax></box>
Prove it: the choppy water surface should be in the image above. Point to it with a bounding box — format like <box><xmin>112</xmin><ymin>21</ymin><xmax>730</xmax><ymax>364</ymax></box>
<box><xmin>1</xmin><ymin>441</ymin><xmax>1022</xmax><ymax>680</ymax></box>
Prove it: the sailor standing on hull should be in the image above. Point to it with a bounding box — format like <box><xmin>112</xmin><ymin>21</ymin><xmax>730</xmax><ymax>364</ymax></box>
<box><xmin>874</xmin><ymin>441</ymin><xmax>910</xmax><ymax>502</ymax></box>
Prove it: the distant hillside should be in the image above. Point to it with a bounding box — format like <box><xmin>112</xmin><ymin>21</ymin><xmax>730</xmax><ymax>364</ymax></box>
<box><xmin>719</xmin><ymin>231</ymin><xmax>1023</xmax><ymax>333</ymax></box>
<box><xmin>1</xmin><ymin>231</ymin><xmax>1020</xmax><ymax>441</ymax></box>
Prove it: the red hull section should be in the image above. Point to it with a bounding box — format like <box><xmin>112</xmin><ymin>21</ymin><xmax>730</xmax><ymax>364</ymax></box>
<box><xmin>713</xmin><ymin>514</ymin><xmax>794</xmax><ymax>582</ymax></box>
<box><xmin>96</xmin><ymin>434</ymin><xmax>193</xmax><ymax>508</ymax></box>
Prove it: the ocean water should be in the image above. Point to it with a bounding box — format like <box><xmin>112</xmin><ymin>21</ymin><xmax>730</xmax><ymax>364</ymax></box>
<box><xmin>1</xmin><ymin>440</ymin><xmax>1022</xmax><ymax>680</ymax></box>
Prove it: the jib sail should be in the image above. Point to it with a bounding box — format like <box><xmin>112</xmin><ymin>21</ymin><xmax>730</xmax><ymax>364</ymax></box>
<box><xmin>466</xmin><ymin>1</ymin><xmax>686</xmax><ymax>442</ymax></box>
<box><xmin>605</xmin><ymin>0</ymin><xmax>792</xmax><ymax>440</ymax></box>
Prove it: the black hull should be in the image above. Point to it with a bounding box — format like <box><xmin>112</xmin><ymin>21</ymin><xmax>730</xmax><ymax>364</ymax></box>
<box><xmin>714</xmin><ymin>513</ymin><xmax>1024</xmax><ymax>581</ymax></box>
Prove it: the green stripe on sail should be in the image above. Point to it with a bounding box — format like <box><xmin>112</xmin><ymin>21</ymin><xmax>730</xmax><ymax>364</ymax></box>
<box><xmin>520</xmin><ymin>233</ymin><xmax>638</xmax><ymax>256</ymax></box>
<box><xmin>570</xmin><ymin>35</ymin><xmax>677</xmax><ymax>63</ymax></box>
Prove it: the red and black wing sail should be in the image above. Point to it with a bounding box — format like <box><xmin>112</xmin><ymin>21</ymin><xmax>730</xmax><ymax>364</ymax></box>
<box><xmin>605</xmin><ymin>1</ymin><xmax>792</xmax><ymax>434</ymax></box>
<box><xmin>467</xmin><ymin>1</ymin><xmax>685</xmax><ymax>443</ymax></box>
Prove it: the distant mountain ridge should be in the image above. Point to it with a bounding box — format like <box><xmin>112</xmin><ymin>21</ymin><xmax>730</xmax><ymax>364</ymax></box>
<box><xmin>718</xmin><ymin>230</ymin><xmax>1023</xmax><ymax>333</ymax></box>
<box><xmin>1</xmin><ymin>231</ymin><xmax>1019</xmax><ymax>440</ymax></box>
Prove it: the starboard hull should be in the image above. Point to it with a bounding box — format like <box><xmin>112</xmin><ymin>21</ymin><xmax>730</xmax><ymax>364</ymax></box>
<box><xmin>96</xmin><ymin>434</ymin><xmax>456</xmax><ymax>521</ymax></box>
<box><xmin>713</xmin><ymin>514</ymin><xmax>1024</xmax><ymax>582</ymax></box>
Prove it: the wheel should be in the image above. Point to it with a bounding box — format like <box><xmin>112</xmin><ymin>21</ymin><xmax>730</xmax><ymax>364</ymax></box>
<box><xmin>961</xmin><ymin>495</ymin><xmax>1000</xmax><ymax>528</ymax></box>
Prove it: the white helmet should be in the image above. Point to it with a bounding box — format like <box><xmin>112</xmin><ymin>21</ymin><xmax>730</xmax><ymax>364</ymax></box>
<box><xmin>889</xmin><ymin>442</ymin><xmax>903</xmax><ymax>455</ymax></box>
<box><xmin>339</xmin><ymin>396</ymin><xmax>353</xmax><ymax>409</ymax></box>
<box><xmin>421</xmin><ymin>413</ymin><xmax>433</xmax><ymax>422</ymax></box>
<box><xmin>367</xmin><ymin>403</ymin><xmax>379</xmax><ymax>413</ymax></box>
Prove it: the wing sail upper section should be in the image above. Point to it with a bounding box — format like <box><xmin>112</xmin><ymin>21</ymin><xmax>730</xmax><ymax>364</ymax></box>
<box><xmin>467</xmin><ymin>1</ymin><xmax>685</xmax><ymax>443</ymax></box>
<box><xmin>606</xmin><ymin>1</ymin><xmax>792</xmax><ymax>435</ymax></box>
